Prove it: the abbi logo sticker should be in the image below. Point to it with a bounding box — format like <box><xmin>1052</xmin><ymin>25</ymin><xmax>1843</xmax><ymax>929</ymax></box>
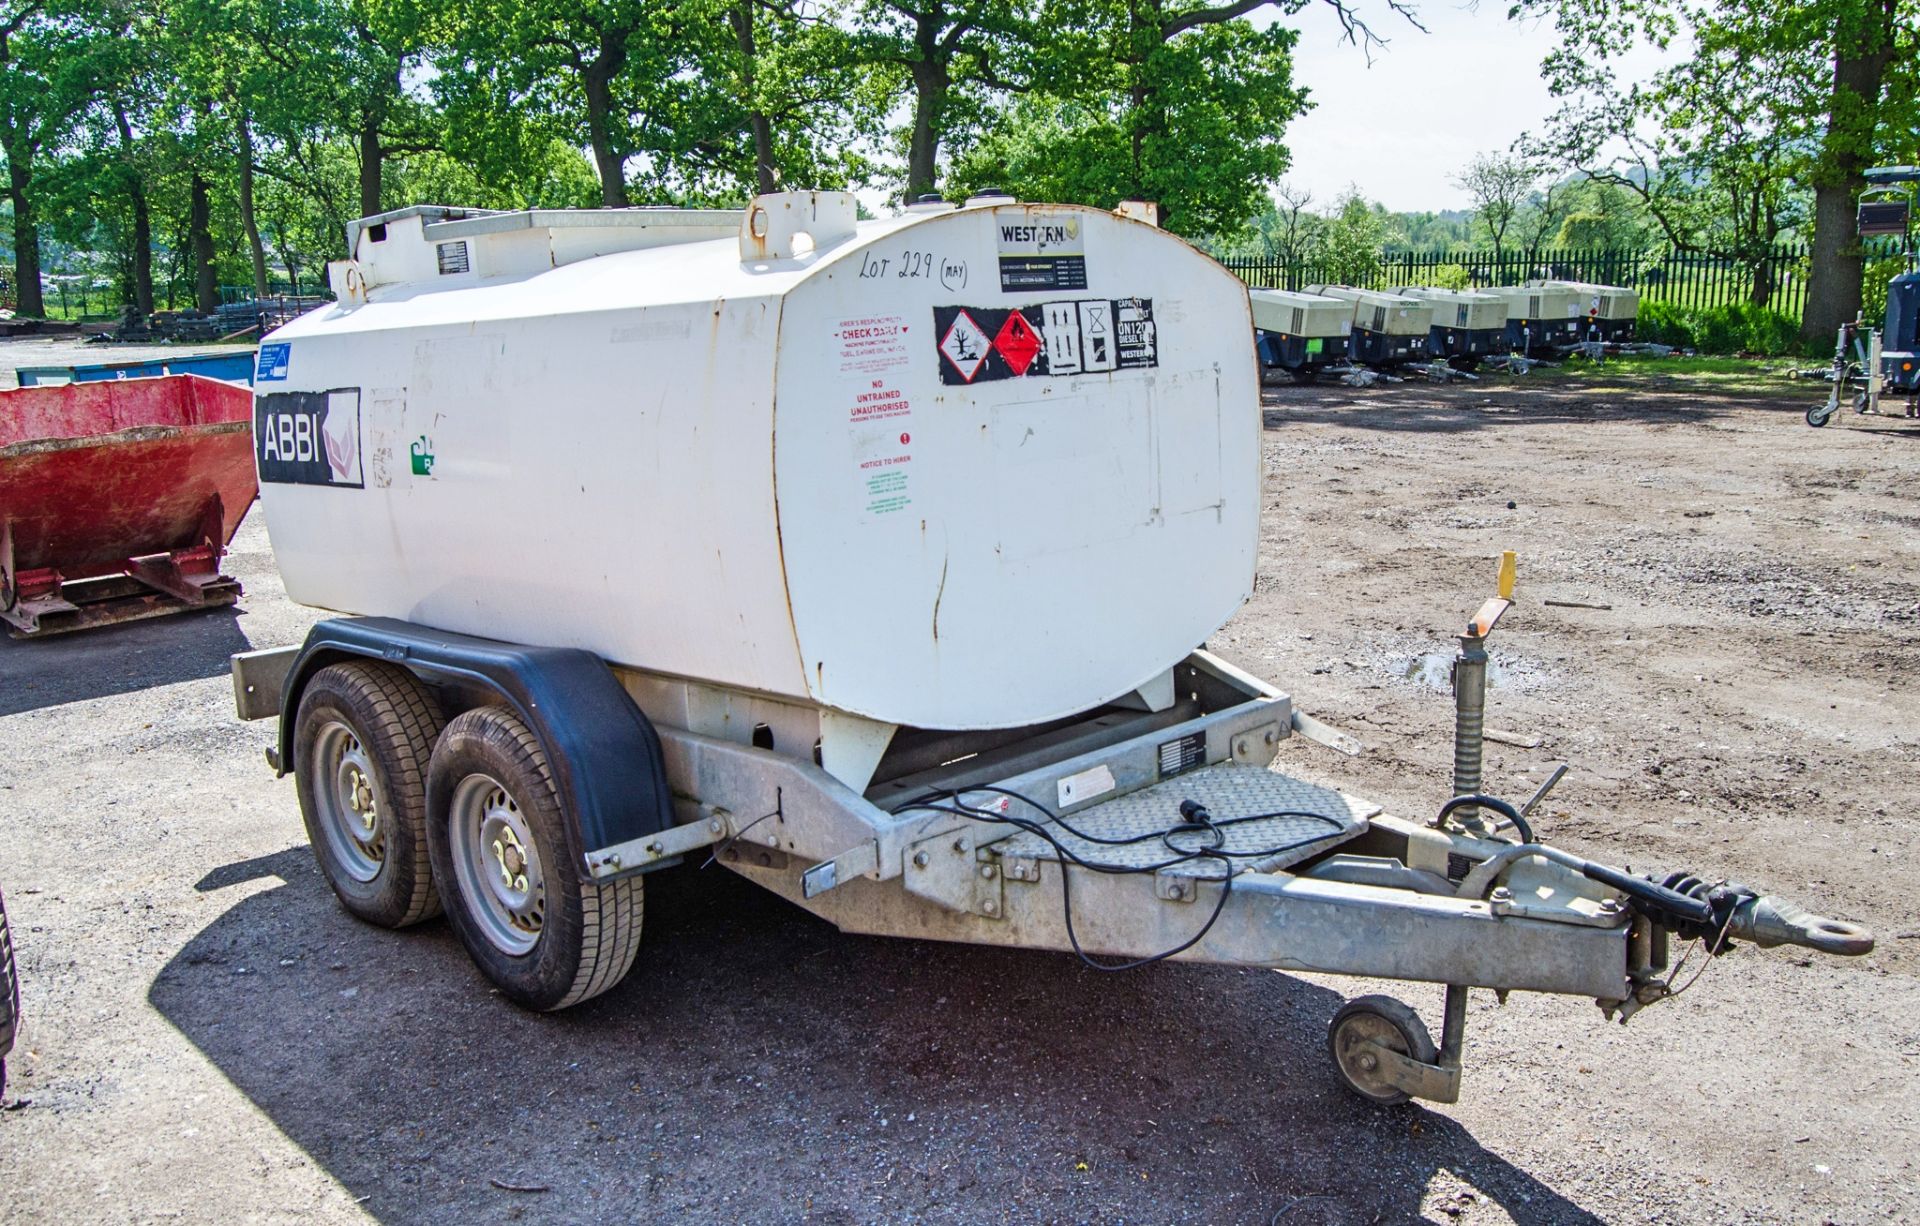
<box><xmin>255</xmin><ymin>389</ymin><xmax>364</xmax><ymax>488</ymax></box>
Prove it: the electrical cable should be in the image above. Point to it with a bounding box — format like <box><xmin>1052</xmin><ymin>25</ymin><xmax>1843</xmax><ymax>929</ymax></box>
<box><xmin>1435</xmin><ymin>792</ymin><xmax>1533</xmax><ymax>844</ymax></box>
<box><xmin>890</xmin><ymin>784</ymin><xmax>1345</xmax><ymax>972</ymax></box>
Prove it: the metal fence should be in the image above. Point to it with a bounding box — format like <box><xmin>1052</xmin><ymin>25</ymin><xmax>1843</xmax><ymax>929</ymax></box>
<box><xmin>1218</xmin><ymin>239</ymin><xmax>1908</xmax><ymax>322</ymax></box>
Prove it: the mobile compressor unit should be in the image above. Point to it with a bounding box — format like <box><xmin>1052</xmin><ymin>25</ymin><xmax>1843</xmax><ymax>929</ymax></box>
<box><xmin>1304</xmin><ymin>284</ymin><xmax>1432</xmax><ymax>367</ymax></box>
<box><xmin>1528</xmin><ymin>279</ymin><xmax>1639</xmax><ymax>343</ymax></box>
<box><xmin>231</xmin><ymin>192</ymin><xmax>1871</xmax><ymax>1106</ymax></box>
<box><xmin>1392</xmin><ymin>286</ymin><xmax>1509</xmax><ymax>369</ymax></box>
<box><xmin>1487</xmin><ymin>283</ymin><xmax>1586</xmax><ymax>352</ymax></box>
<box><xmin>1249</xmin><ymin>286</ymin><xmax>1353</xmax><ymax>381</ymax></box>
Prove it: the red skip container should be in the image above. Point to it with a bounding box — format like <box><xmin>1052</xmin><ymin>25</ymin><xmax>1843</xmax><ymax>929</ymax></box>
<box><xmin>0</xmin><ymin>374</ymin><xmax>257</xmax><ymax>636</ymax></box>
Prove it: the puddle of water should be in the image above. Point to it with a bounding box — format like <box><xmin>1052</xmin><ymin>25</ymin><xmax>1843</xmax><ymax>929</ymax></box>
<box><xmin>1400</xmin><ymin>653</ymin><xmax>1515</xmax><ymax>690</ymax></box>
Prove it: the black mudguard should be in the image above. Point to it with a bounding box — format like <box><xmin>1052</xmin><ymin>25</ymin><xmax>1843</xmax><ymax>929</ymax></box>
<box><xmin>275</xmin><ymin>618</ymin><xmax>674</xmax><ymax>874</ymax></box>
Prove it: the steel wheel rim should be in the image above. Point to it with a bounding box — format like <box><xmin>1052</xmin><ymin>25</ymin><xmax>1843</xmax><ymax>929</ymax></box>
<box><xmin>313</xmin><ymin>720</ymin><xmax>384</xmax><ymax>883</ymax></box>
<box><xmin>449</xmin><ymin>773</ymin><xmax>546</xmax><ymax>956</ymax></box>
<box><xmin>1333</xmin><ymin>1013</ymin><xmax>1411</xmax><ymax>1102</ymax></box>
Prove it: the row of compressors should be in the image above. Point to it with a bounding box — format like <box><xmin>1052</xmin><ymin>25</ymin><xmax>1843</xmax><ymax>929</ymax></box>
<box><xmin>1250</xmin><ymin>281</ymin><xmax>1640</xmax><ymax>382</ymax></box>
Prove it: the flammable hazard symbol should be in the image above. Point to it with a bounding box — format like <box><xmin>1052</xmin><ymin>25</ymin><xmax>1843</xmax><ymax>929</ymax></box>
<box><xmin>993</xmin><ymin>311</ymin><xmax>1041</xmax><ymax>375</ymax></box>
<box><xmin>938</xmin><ymin>310</ymin><xmax>990</xmax><ymax>382</ymax></box>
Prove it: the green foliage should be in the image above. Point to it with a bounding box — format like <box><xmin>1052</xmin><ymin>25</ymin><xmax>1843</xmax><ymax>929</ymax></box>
<box><xmin>947</xmin><ymin>1</ymin><xmax>1307</xmax><ymax>237</ymax></box>
<box><xmin>1427</xmin><ymin>263</ymin><xmax>1472</xmax><ymax>290</ymax></box>
<box><xmin>1514</xmin><ymin>0</ymin><xmax>1919</xmax><ymax>335</ymax></box>
<box><xmin>1</xmin><ymin>0</ymin><xmax>1356</xmax><ymax>312</ymax></box>
<box><xmin>1317</xmin><ymin>188</ymin><xmax>1384</xmax><ymax>286</ymax></box>
<box><xmin>1635</xmin><ymin>299</ymin><xmax>1808</xmax><ymax>355</ymax></box>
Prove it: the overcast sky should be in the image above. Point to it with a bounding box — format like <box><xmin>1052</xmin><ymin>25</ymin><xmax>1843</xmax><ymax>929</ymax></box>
<box><xmin>1264</xmin><ymin>0</ymin><xmax>1675</xmax><ymax>213</ymax></box>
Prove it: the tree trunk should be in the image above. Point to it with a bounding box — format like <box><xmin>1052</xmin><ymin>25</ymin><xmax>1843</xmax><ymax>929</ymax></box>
<box><xmin>582</xmin><ymin>61</ymin><xmax>630</xmax><ymax>207</ymax></box>
<box><xmin>236</xmin><ymin>109</ymin><xmax>270</xmax><ymax>299</ymax></box>
<box><xmin>729</xmin><ymin>2</ymin><xmax>778</xmax><ymax>193</ymax></box>
<box><xmin>112</xmin><ymin>102</ymin><xmax>154</xmax><ymax>316</ymax></box>
<box><xmin>189</xmin><ymin>173</ymin><xmax>219</xmax><ymax>314</ymax></box>
<box><xmin>276</xmin><ymin>231</ymin><xmax>301</xmax><ymax>299</ymax></box>
<box><xmin>7</xmin><ymin>151</ymin><xmax>43</xmax><ymax>317</ymax></box>
<box><xmin>1800</xmin><ymin>14</ymin><xmax>1894</xmax><ymax>345</ymax></box>
<box><xmin>907</xmin><ymin>61</ymin><xmax>945</xmax><ymax>200</ymax></box>
<box><xmin>358</xmin><ymin>119</ymin><xmax>383</xmax><ymax>219</ymax></box>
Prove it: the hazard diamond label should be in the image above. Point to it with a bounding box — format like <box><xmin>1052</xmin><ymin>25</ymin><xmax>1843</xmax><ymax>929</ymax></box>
<box><xmin>938</xmin><ymin>310</ymin><xmax>990</xmax><ymax>382</ymax></box>
<box><xmin>993</xmin><ymin>311</ymin><xmax>1042</xmax><ymax>375</ymax></box>
<box><xmin>933</xmin><ymin>299</ymin><xmax>1157</xmax><ymax>385</ymax></box>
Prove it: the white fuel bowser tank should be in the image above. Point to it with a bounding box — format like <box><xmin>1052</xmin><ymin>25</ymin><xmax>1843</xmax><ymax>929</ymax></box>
<box><xmin>253</xmin><ymin>193</ymin><xmax>1260</xmax><ymax>732</ymax></box>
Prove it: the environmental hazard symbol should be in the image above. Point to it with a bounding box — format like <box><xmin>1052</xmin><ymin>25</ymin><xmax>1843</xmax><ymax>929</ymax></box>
<box><xmin>938</xmin><ymin>310</ymin><xmax>991</xmax><ymax>382</ymax></box>
<box><xmin>993</xmin><ymin>311</ymin><xmax>1041</xmax><ymax>375</ymax></box>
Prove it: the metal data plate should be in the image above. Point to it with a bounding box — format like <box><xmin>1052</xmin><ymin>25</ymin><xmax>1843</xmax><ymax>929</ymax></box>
<box><xmin>989</xmin><ymin>762</ymin><xmax>1375</xmax><ymax>879</ymax></box>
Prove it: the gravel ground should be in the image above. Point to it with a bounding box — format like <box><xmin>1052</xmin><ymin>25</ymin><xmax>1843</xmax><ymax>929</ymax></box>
<box><xmin>1</xmin><ymin>359</ymin><xmax>1916</xmax><ymax>1224</ymax></box>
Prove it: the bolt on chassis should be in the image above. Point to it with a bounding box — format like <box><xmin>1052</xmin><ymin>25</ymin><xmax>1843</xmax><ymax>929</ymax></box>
<box><xmin>231</xmin><ymin>557</ymin><xmax>1872</xmax><ymax>1106</ymax></box>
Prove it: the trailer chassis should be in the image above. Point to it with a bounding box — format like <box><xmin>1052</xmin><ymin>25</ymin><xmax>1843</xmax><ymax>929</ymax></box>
<box><xmin>232</xmin><ymin>581</ymin><xmax>1873</xmax><ymax>1105</ymax></box>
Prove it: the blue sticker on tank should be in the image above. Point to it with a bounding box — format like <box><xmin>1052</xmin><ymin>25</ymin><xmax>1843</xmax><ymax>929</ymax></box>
<box><xmin>256</xmin><ymin>343</ymin><xmax>291</xmax><ymax>381</ymax></box>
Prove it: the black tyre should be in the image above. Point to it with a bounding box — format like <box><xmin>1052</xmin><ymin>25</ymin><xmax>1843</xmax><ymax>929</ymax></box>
<box><xmin>293</xmin><ymin>662</ymin><xmax>446</xmax><ymax>928</ymax></box>
<box><xmin>1327</xmin><ymin>994</ymin><xmax>1438</xmax><ymax>1105</ymax></box>
<box><xmin>1289</xmin><ymin>365</ymin><xmax>1319</xmax><ymax>385</ymax></box>
<box><xmin>1806</xmin><ymin>404</ymin><xmax>1833</xmax><ymax>428</ymax></box>
<box><xmin>427</xmin><ymin>707</ymin><xmax>643</xmax><ymax>1011</ymax></box>
<box><xmin>0</xmin><ymin>885</ymin><xmax>18</xmax><ymax>1100</ymax></box>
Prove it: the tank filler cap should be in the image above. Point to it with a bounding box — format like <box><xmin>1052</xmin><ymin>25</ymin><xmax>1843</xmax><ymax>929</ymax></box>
<box><xmin>965</xmin><ymin>188</ymin><xmax>1016</xmax><ymax>206</ymax></box>
<box><xmin>905</xmin><ymin>194</ymin><xmax>957</xmax><ymax>215</ymax></box>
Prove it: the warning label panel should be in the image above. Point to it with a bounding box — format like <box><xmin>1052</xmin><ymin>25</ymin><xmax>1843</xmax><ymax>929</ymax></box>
<box><xmin>933</xmin><ymin>298</ymin><xmax>1156</xmax><ymax>385</ymax></box>
<box><xmin>849</xmin><ymin>377</ymin><xmax>914</xmax><ymax>517</ymax></box>
<box><xmin>997</xmin><ymin>216</ymin><xmax>1087</xmax><ymax>292</ymax></box>
<box><xmin>834</xmin><ymin>314</ymin><xmax>912</xmax><ymax>375</ymax></box>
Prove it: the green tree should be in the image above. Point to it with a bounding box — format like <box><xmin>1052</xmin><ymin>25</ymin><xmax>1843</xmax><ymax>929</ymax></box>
<box><xmin>1452</xmin><ymin>152</ymin><xmax>1535</xmax><ymax>263</ymax></box>
<box><xmin>852</xmin><ymin>0</ymin><xmax>1020</xmax><ymax>203</ymax></box>
<box><xmin>1520</xmin><ymin>17</ymin><xmax>1807</xmax><ymax>303</ymax></box>
<box><xmin>0</xmin><ymin>0</ymin><xmax>109</xmax><ymax>316</ymax></box>
<box><xmin>436</xmin><ymin>0</ymin><xmax>736</xmax><ymax>207</ymax></box>
<box><xmin>1515</xmin><ymin>0</ymin><xmax>1918</xmax><ymax>340</ymax></box>
<box><xmin>946</xmin><ymin>0</ymin><xmax>1308</xmax><ymax>236</ymax></box>
<box><xmin>1316</xmin><ymin>186</ymin><xmax>1383</xmax><ymax>285</ymax></box>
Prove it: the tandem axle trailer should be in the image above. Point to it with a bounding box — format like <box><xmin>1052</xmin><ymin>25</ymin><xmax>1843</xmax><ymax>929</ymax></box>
<box><xmin>230</xmin><ymin>193</ymin><xmax>1871</xmax><ymax>1111</ymax></box>
<box><xmin>231</xmin><ymin>571</ymin><xmax>1871</xmax><ymax>1107</ymax></box>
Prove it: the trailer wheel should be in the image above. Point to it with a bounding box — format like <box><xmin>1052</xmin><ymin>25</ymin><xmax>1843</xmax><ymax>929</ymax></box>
<box><xmin>1806</xmin><ymin>404</ymin><xmax>1834</xmax><ymax>428</ymax></box>
<box><xmin>1289</xmin><ymin>366</ymin><xmax>1319</xmax><ymax>385</ymax></box>
<box><xmin>294</xmin><ymin>662</ymin><xmax>446</xmax><ymax>928</ymax></box>
<box><xmin>427</xmin><ymin>707</ymin><xmax>643</xmax><ymax>1011</ymax></box>
<box><xmin>1327</xmin><ymin>994</ymin><xmax>1437</xmax><ymax>1105</ymax></box>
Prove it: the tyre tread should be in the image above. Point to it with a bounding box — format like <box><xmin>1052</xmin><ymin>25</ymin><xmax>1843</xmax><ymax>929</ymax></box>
<box><xmin>434</xmin><ymin>708</ymin><xmax>642</xmax><ymax>1011</ymax></box>
<box><xmin>296</xmin><ymin>661</ymin><xmax>446</xmax><ymax>928</ymax></box>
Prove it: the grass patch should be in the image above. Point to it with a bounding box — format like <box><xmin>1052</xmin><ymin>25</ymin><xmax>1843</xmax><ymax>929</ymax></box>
<box><xmin>1541</xmin><ymin>351</ymin><xmax>1803</xmax><ymax>394</ymax></box>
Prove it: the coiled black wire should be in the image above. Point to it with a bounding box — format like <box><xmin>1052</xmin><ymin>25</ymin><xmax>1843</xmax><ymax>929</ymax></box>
<box><xmin>1435</xmin><ymin>792</ymin><xmax>1533</xmax><ymax>844</ymax></box>
<box><xmin>891</xmin><ymin>785</ymin><xmax>1344</xmax><ymax>972</ymax></box>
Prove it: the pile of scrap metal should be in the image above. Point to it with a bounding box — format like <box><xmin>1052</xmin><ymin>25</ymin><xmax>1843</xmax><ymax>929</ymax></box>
<box><xmin>108</xmin><ymin>295</ymin><xmax>329</xmax><ymax>344</ymax></box>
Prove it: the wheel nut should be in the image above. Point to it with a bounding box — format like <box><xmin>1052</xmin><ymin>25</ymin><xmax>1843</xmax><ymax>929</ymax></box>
<box><xmin>1359</xmin><ymin>1053</ymin><xmax>1378</xmax><ymax>1072</ymax></box>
